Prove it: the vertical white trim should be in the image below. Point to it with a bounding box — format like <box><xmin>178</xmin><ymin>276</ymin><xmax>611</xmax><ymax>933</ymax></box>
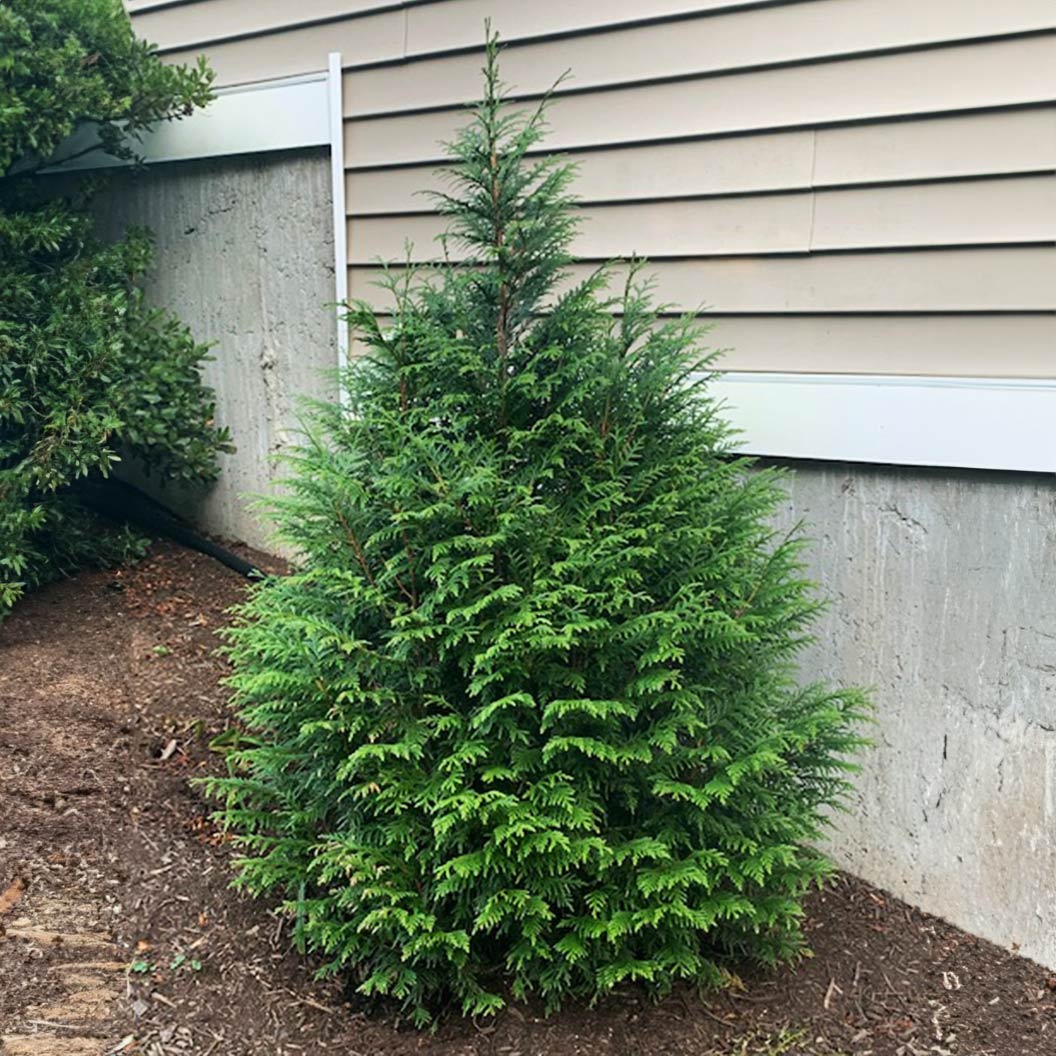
<box><xmin>328</xmin><ymin>52</ymin><xmax>350</xmax><ymax>401</ymax></box>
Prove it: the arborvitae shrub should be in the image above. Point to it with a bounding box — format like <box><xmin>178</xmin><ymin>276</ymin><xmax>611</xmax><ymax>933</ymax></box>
<box><xmin>208</xmin><ymin>37</ymin><xmax>868</xmax><ymax>1025</ymax></box>
<box><xmin>0</xmin><ymin>0</ymin><xmax>223</xmax><ymax>615</ymax></box>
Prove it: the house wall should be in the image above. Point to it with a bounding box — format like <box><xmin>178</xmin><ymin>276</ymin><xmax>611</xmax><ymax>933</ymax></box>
<box><xmin>114</xmin><ymin>1</ymin><xmax>1056</xmax><ymax>968</ymax></box>
<box><xmin>127</xmin><ymin>0</ymin><xmax>1056</xmax><ymax>377</ymax></box>
<box><xmin>774</xmin><ymin>461</ymin><xmax>1056</xmax><ymax>970</ymax></box>
<box><xmin>92</xmin><ymin>149</ymin><xmax>338</xmax><ymax>550</ymax></box>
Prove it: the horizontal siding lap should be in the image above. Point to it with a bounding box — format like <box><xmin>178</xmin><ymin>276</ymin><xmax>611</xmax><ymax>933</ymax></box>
<box><xmin>810</xmin><ymin>176</ymin><xmax>1056</xmax><ymax>249</ymax></box>
<box><xmin>812</xmin><ymin>109</ymin><xmax>1056</xmax><ymax>184</ymax></box>
<box><xmin>124</xmin><ymin>0</ymin><xmax>198</xmax><ymax>11</ymax></box>
<box><xmin>349</xmin><ymin>249</ymin><xmax>1056</xmax><ymax>313</ymax></box>
<box><xmin>702</xmin><ymin>315</ymin><xmax>1056</xmax><ymax>377</ymax></box>
<box><xmin>349</xmin><ymin>193</ymin><xmax>815</xmax><ymax>261</ymax></box>
<box><xmin>159</xmin><ymin>11</ymin><xmax>404</xmax><ymax>85</ymax></box>
<box><xmin>356</xmin><ymin>313</ymin><xmax>1056</xmax><ymax>378</ymax></box>
<box><xmin>131</xmin><ymin>0</ymin><xmax>394</xmax><ymax>54</ymax></box>
<box><xmin>131</xmin><ymin>0</ymin><xmax>394</xmax><ymax>50</ymax></box>
<box><xmin>345</xmin><ymin>131</ymin><xmax>818</xmax><ymax>209</ymax></box>
<box><xmin>348</xmin><ymin>176</ymin><xmax>1056</xmax><ymax>261</ymax></box>
<box><xmin>345</xmin><ymin>110</ymin><xmax>1056</xmax><ymax>212</ymax></box>
<box><xmin>403</xmin><ymin>0</ymin><xmax>801</xmax><ymax>56</ymax></box>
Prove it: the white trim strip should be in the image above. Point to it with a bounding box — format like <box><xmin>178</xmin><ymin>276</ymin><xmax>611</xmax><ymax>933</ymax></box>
<box><xmin>46</xmin><ymin>73</ymin><xmax>330</xmax><ymax>171</ymax></box>
<box><xmin>715</xmin><ymin>372</ymin><xmax>1056</xmax><ymax>472</ymax></box>
<box><xmin>328</xmin><ymin>52</ymin><xmax>351</xmax><ymax>395</ymax></box>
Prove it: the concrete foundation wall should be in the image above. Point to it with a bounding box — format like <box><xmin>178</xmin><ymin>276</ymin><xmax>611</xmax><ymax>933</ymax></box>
<box><xmin>90</xmin><ymin>152</ymin><xmax>1056</xmax><ymax>969</ymax></box>
<box><xmin>93</xmin><ymin>149</ymin><xmax>338</xmax><ymax>551</ymax></box>
<box><xmin>775</xmin><ymin>461</ymin><xmax>1056</xmax><ymax>969</ymax></box>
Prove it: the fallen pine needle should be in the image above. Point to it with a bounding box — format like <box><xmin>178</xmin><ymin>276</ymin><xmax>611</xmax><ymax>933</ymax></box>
<box><xmin>823</xmin><ymin>978</ymin><xmax>843</xmax><ymax>1009</ymax></box>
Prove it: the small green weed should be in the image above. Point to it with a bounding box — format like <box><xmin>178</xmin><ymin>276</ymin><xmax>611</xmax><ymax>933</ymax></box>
<box><xmin>169</xmin><ymin>953</ymin><xmax>203</xmax><ymax>972</ymax></box>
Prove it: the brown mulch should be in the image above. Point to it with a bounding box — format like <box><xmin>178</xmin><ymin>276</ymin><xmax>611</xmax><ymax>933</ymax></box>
<box><xmin>1</xmin><ymin>541</ymin><xmax>1053</xmax><ymax>1056</ymax></box>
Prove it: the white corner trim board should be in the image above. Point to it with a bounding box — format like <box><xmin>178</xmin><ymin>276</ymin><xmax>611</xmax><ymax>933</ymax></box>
<box><xmin>714</xmin><ymin>373</ymin><xmax>1056</xmax><ymax>474</ymax></box>
<box><xmin>46</xmin><ymin>72</ymin><xmax>331</xmax><ymax>171</ymax></box>
<box><xmin>328</xmin><ymin>52</ymin><xmax>352</xmax><ymax>390</ymax></box>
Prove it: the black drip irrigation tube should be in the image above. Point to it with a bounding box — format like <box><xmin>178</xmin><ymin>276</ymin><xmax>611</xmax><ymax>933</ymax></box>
<box><xmin>72</xmin><ymin>476</ymin><xmax>264</xmax><ymax>580</ymax></box>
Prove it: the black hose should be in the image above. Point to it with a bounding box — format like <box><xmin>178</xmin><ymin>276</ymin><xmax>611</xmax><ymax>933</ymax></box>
<box><xmin>72</xmin><ymin>476</ymin><xmax>264</xmax><ymax>580</ymax></box>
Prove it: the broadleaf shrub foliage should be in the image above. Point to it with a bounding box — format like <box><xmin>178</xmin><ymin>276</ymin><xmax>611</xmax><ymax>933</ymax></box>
<box><xmin>0</xmin><ymin>0</ymin><xmax>224</xmax><ymax>615</ymax></box>
<box><xmin>208</xmin><ymin>37</ymin><xmax>868</xmax><ymax>1025</ymax></box>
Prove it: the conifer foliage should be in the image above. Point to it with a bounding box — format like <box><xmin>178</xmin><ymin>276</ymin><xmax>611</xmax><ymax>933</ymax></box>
<box><xmin>209</xmin><ymin>36</ymin><xmax>868</xmax><ymax>1024</ymax></box>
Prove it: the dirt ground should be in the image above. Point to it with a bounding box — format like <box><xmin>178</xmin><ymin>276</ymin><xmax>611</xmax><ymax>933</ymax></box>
<box><xmin>1</xmin><ymin>542</ymin><xmax>1053</xmax><ymax>1056</ymax></box>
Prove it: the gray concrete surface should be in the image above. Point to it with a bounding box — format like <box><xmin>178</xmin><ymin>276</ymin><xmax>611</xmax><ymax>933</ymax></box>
<box><xmin>93</xmin><ymin>148</ymin><xmax>338</xmax><ymax>551</ymax></box>
<box><xmin>774</xmin><ymin>460</ymin><xmax>1056</xmax><ymax>970</ymax></box>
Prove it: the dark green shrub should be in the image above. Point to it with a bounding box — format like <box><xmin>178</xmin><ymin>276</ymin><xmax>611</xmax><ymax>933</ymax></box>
<box><xmin>0</xmin><ymin>0</ymin><xmax>223</xmax><ymax>614</ymax></box>
<box><xmin>207</xmin><ymin>38</ymin><xmax>868</xmax><ymax>1025</ymax></box>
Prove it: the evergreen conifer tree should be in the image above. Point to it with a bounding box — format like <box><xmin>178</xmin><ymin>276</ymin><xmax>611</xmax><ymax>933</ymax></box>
<box><xmin>207</xmin><ymin>35</ymin><xmax>868</xmax><ymax>1025</ymax></box>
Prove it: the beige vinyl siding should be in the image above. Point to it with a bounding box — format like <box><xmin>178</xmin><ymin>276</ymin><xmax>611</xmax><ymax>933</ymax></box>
<box><xmin>359</xmin><ymin>314</ymin><xmax>1056</xmax><ymax>378</ymax></box>
<box><xmin>350</xmin><ymin>249</ymin><xmax>1056</xmax><ymax>313</ymax></box>
<box><xmin>159</xmin><ymin>10</ymin><xmax>406</xmax><ymax>85</ymax></box>
<box><xmin>348</xmin><ymin>131</ymin><xmax>819</xmax><ymax>212</ymax></box>
<box><xmin>344</xmin><ymin>38</ymin><xmax>1056</xmax><ymax>166</ymax></box>
<box><xmin>137</xmin><ymin>0</ymin><xmax>815</xmax><ymax>75</ymax></box>
<box><xmin>344</xmin><ymin>0</ymin><xmax>1056</xmax><ymax>118</ymax></box>
<box><xmin>128</xmin><ymin>0</ymin><xmax>1056</xmax><ymax>379</ymax></box>
<box><xmin>688</xmin><ymin>316</ymin><xmax>1056</xmax><ymax>378</ymax></box>
<box><xmin>141</xmin><ymin>0</ymin><xmax>1055</xmax><ymax>87</ymax></box>
<box><xmin>346</xmin><ymin>110</ymin><xmax>1056</xmax><ymax>212</ymax></box>
<box><xmin>132</xmin><ymin>1</ymin><xmax>401</xmax><ymax>60</ymax></box>
<box><xmin>349</xmin><ymin>177</ymin><xmax>1056</xmax><ymax>262</ymax></box>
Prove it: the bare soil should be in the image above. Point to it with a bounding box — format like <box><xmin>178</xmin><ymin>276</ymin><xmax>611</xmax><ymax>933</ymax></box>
<box><xmin>1</xmin><ymin>542</ymin><xmax>1053</xmax><ymax>1056</ymax></box>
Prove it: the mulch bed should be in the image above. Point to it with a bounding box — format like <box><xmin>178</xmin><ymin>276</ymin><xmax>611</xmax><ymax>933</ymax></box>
<box><xmin>1</xmin><ymin>541</ymin><xmax>1053</xmax><ymax>1056</ymax></box>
